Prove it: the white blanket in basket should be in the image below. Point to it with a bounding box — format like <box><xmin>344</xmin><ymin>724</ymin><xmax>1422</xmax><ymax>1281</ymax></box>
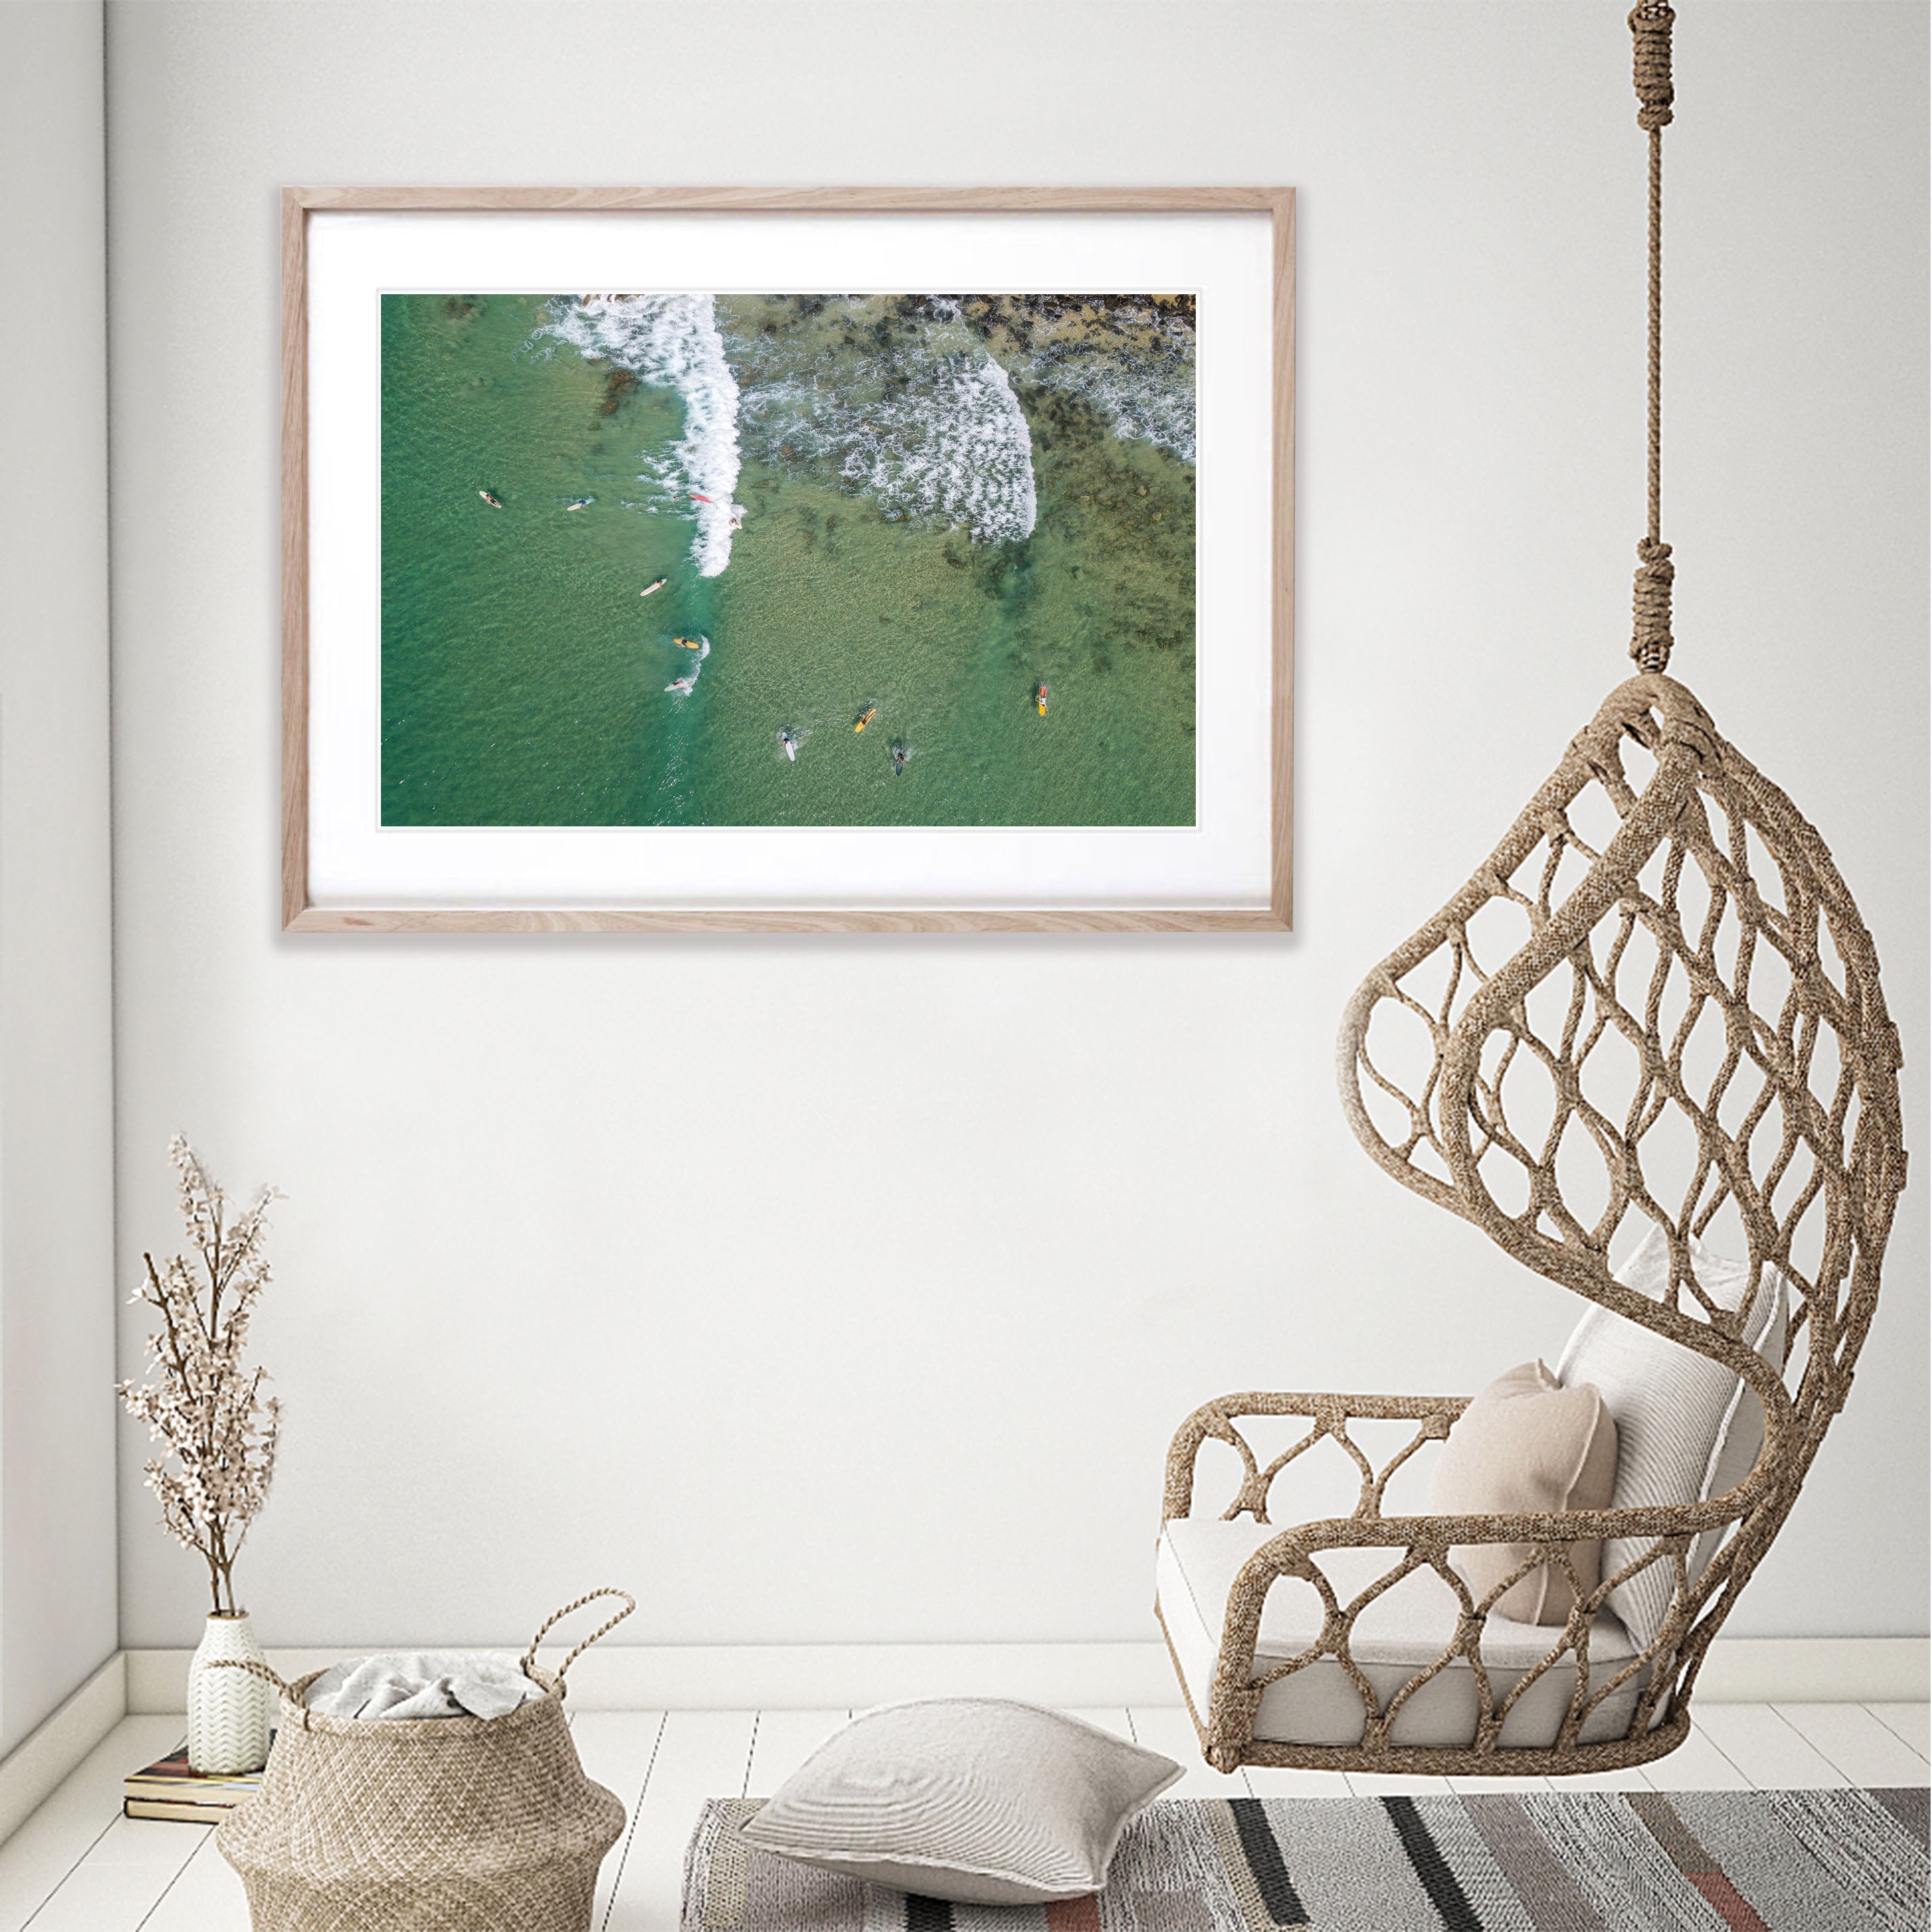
<box><xmin>304</xmin><ymin>1652</ymin><xmax>546</xmax><ymax>1721</ymax></box>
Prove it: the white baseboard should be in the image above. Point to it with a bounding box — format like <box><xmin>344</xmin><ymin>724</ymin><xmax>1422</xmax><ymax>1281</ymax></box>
<box><xmin>0</xmin><ymin>1655</ymin><xmax>126</xmax><ymax>1844</ymax></box>
<box><xmin>123</xmin><ymin>1634</ymin><xmax>1928</xmax><ymax>1716</ymax></box>
<box><xmin>1690</xmin><ymin>1637</ymin><xmax>1928</xmax><ymax>1704</ymax></box>
<box><xmin>123</xmin><ymin>1641</ymin><xmax>1182</xmax><ymax>1715</ymax></box>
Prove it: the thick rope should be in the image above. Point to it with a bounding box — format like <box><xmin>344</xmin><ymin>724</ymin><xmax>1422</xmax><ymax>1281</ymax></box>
<box><xmin>1632</xmin><ymin>537</ymin><xmax>1674</xmax><ymax>671</ymax></box>
<box><xmin>521</xmin><ymin>1587</ymin><xmax>636</xmax><ymax>1691</ymax></box>
<box><xmin>1629</xmin><ymin>1</ymin><xmax>1676</xmax><ymax>671</ymax></box>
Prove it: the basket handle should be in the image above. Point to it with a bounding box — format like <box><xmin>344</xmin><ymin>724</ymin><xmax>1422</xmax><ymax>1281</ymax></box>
<box><xmin>205</xmin><ymin>1657</ymin><xmax>297</xmax><ymax>1698</ymax></box>
<box><xmin>521</xmin><ymin>1588</ymin><xmax>635</xmax><ymax>1692</ymax></box>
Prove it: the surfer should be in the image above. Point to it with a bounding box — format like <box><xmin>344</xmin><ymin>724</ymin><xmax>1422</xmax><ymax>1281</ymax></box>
<box><xmin>1035</xmin><ymin>683</ymin><xmax>1049</xmax><ymax>716</ymax></box>
<box><xmin>891</xmin><ymin>744</ymin><xmax>908</xmax><ymax>776</ymax></box>
<box><xmin>665</xmin><ymin>640</ymin><xmax>706</xmax><ymax>694</ymax></box>
<box><xmin>565</xmin><ymin>496</ymin><xmax>593</xmax><ymax>510</ymax></box>
<box><xmin>640</xmin><ymin>578</ymin><xmax>668</xmax><ymax>597</ymax></box>
<box><xmin>779</xmin><ymin>729</ymin><xmax>798</xmax><ymax>762</ymax></box>
<box><xmin>478</xmin><ymin>489</ymin><xmax>504</xmax><ymax>508</ymax></box>
<box><xmin>854</xmin><ymin>705</ymin><xmax>878</xmax><ymax>733</ymax></box>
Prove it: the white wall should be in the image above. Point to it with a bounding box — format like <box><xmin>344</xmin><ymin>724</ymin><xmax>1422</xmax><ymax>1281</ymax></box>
<box><xmin>0</xmin><ymin>2</ymin><xmax>119</xmax><ymax>1750</ymax></box>
<box><xmin>108</xmin><ymin>1</ymin><xmax>1927</xmax><ymax>1654</ymax></box>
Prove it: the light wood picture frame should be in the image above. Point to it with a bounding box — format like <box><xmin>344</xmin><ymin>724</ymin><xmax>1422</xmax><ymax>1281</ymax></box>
<box><xmin>282</xmin><ymin>187</ymin><xmax>1293</xmax><ymax>932</ymax></box>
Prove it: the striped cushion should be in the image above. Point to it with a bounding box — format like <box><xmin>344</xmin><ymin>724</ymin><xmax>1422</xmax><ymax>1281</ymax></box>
<box><xmin>737</xmin><ymin>1700</ymin><xmax>1182</xmax><ymax>1905</ymax></box>
<box><xmin>1556</xmin><ymin>1224</ymin><xmax>1789</xmax><ymax>1649</ymax></box>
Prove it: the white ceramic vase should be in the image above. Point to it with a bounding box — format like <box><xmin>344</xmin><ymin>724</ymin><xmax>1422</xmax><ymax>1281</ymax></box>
<box><xmin>186</xmin><ymin>1611</ymin><xmax>273</xmax><ymax>1775</ymax></box>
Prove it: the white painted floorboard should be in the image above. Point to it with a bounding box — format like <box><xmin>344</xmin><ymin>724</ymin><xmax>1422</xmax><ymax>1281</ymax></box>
<box><xmin>1774</xmin><ymin>1702</ymin><xmax>1932</xmax><ymax>1788</ymax></box>
<box><xmin>745</xmin><ymin>1710</ymin><xmax>849</xmax><ymax>1797</ymax></box>
<box><xmin>0</xmin><ymin>1704</ymin><xmax>1919</xmax><ymax>1929</ymax></box>
<box><xmin>603</xmin><ymin>1710</ymin><xmax>756</xmax><ymax>1932</ymax></box>
<box><xmin>570</xmin><ymin>1712</ymin><xmax>668</xmax><ymax>1932</ymax></box>
<box><xmin>1558</xmin><ymin>1763</ymin><xmax>1658</xmax><ymax>1791</ymax></box>
<box><xmin>1241</xmin><ymin>1763</ymin><xmax>1354</xmax><ymax>1798</ymax></box>
<box><xmin>1692</xmin><ymin>1702</ymin><xmax>1847</xmax><ymax>1788</ymax></box>
<box><xmin>0</xmin><ymin>1717</ymin><xmax>182</xmax><ymax>1932</ymax></box>
<box><xmin>17</xmin><ymin>1815</ymin><xmax>203</xmax><ymax>1932</ymax></box>
<box><xmin>134</xmin><ymin>1830</ymin><xmax>247</xmax><ymax>1931</ymax></box>
<box><xmin>1868</xmin><ymin>1701</ymin><xmax>1932</xmax><ymax>1764</ymax></box>
<box><xmin>1342</xmin><ymin>1769</ymin><xmax>1457</xmax><ymax>1796</ymax></box>
<box><xmin>1630</xmin><ymin>1720</ymin><xmax>1752</xmax><ymax>1790</ymax></box>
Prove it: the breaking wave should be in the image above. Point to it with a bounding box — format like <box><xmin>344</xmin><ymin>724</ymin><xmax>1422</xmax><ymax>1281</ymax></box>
<box><xmin>1020</xmin><ymin>351</ymin><xmax>1196</xmax><ymax>464</ymax></box>
<box><xmin>744</xmin><ymin>356</ymin><xmax>1036</xmax><ymax>544</ymax></box>
<box><xmin>723</xmin><ymin>300</ymin><xmax>1037</xmax><ymax>546</ymax></box>
<box><xmin>1001</xmin><ymin>299</ymin><xmax>1196</xmax><ymax>464</ymax></box>
<box><xmin>533</xmin><ymin>296</ymin><xmax>744</xmax><ymax>576</ymax></box>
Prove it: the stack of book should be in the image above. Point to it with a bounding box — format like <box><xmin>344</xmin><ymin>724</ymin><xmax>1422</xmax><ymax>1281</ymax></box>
<box><xmin>123</xmin><ymin>1744</ymin><xmax>267</xmax><ymax>1824</ymax></box>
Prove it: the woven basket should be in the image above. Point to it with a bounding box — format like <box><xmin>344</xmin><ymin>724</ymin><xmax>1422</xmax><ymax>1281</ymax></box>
<box><xmin>214</xmin><ymin>1590</ymin><xmax>632</xmax><ymax>1932</ymax></box>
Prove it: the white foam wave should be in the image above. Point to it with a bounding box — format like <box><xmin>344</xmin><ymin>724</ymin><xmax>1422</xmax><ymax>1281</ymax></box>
<box><xmin>1020</xmin><ymin>338</ymin><xmax>1196</xmax><ymax>464</ymax></box>
<box><xmin>535</xmin><ymin>296</ymin><xmax>743</xmax><ymax>576</ymax></box>
<box><xmin>741</xmin><ymin>349</ymin><xmax>1036</xmax><ymax>544</ymax></box>
<box><xmin>851</xmin><ymin>357</ymin><xmax>1037</xmax><ymax>543</ymax></box>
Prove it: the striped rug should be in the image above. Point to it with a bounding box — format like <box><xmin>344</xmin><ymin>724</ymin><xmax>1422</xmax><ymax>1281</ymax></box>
<box><xmin>682</xmin><ymin>1788</ymin><xmax>1928</xmax><ymax>1931</ymax></box>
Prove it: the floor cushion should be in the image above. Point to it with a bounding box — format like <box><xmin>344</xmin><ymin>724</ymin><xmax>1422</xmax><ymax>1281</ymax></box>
<box><xmin>737</xmin><ymin>1699</ymin><xmax>1180</xmax><ymax>1904</ymax></box>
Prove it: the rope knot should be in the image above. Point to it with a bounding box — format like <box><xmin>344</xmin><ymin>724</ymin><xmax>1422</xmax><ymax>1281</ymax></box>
<box><xmin>1630</xmin><ymin>1</ymin><xmax>1675</xmax><ymax>131</ymax></box>
<box><xmin>1630</xmin><ymin>538</ymin><xmax>1674</xmax><ymax>672</ymax></box>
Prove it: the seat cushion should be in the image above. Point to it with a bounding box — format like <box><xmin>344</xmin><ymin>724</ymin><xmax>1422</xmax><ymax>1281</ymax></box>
<box><xmin>1156</xmin><ymin>1516</ymin><xmax>1645</xmax><ymax>1752</ymax></box>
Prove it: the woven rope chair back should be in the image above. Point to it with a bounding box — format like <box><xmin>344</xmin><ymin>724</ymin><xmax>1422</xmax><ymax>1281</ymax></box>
<box><xmin>1338</xmin><ymin>671</ymin><xmax>1906</xmax><ymax>1699</ymax></box>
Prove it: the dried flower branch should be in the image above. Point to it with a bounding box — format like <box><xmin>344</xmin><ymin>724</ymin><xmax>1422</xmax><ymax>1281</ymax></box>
<box><xmin>119</xmin><ymin>1135</ymin><xmax>283</xmax><ymax>1616</ymax></box>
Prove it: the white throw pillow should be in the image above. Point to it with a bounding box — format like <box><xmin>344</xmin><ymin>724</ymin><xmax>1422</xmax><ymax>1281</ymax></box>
<box><xmin>736</xmin><ymin>1699</ymin><xmax>1181</xmax><ymax>1905</ymax></box>
<box><xmin>1556</xmin><ymin>1224</ymin><xmax>1788</xmax><ymax>1649</ymax></box>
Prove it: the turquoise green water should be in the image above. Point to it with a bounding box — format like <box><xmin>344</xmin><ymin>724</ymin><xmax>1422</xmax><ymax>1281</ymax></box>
<box><xmin>380</xmin><ymin>294</ymin><xmax>1195</xmax><ymax>826</ymax></box>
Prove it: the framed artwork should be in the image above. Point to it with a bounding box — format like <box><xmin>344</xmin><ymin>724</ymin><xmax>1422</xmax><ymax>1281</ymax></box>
<box><xmin>282</xmin><ymin>188</ymin><xmax>1293</xmax><ymax>931</ymax></box>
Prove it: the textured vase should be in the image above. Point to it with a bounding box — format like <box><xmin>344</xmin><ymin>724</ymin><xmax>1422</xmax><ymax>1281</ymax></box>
<box><xmin>188</xmin><ymin>1611</ymin><xmax>273</xmax><ymax>1775</ymax></box>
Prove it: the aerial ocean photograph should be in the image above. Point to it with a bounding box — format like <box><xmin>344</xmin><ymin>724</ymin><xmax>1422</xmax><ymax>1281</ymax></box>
<box><xmin>380</xmin><ymin>291</ymin><xmax>1197</xmax><ymax>828</ymax></box>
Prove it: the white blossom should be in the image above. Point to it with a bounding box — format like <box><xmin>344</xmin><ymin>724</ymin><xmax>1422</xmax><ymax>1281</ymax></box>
<box><xmin>119</xmin><ymin>1135</ymin><xmax>283</xmax><ymax>1616</ymax></box>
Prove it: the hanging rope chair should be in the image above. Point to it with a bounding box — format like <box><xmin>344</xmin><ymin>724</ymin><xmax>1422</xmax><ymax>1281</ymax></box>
<box><xmin>1156</xmin><ymin>3</ymin><xmax>1906</xmax><ymax>1777</ymax></box>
